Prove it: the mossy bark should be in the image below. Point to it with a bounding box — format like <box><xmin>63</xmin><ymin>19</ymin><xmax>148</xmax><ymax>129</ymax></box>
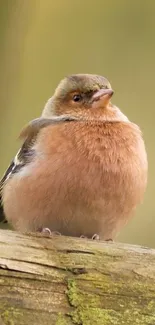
<box><xmin>0</xmin><ymin>230</ymin><xmax>155</xmax><ymax>325</ymax></box>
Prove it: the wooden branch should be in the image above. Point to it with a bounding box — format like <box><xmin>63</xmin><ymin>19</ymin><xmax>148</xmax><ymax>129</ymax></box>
<box><xmin>0</xmin><ymin>230</ymin><xmax>155</xmax><ymax>325</ymax></box>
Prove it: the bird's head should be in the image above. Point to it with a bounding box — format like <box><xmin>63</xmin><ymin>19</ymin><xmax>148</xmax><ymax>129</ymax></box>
<box><xmin>42</xmin><ymin>74</ymin><xmax>129</xmax><ymax>122</ymax></box>
<box><xmin>42</xmin><ymin>74</ymin><xmax>114</xmax><ymax>118</ymax></box>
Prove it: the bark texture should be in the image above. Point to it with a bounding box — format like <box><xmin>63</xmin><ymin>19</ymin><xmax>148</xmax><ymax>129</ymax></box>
<box><xmin>0</xmin><ymin>229</ymin><xmax>155</xmax><ymax>325</ymax></box>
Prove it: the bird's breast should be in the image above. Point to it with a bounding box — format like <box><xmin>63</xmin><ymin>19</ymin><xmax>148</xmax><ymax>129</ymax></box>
<box><xmin>37</xmin><ymin>120</ymin><xmax>147</xmax><ymax>172</ymax></box>
<box><xmin>33</xmin><ymin>120</ymin><xmax>147</xmax><ymax>207</ymax></box>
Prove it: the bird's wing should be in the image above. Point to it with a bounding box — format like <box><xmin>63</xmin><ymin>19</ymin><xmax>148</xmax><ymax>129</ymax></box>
<box><xmin>0</xmin><ymin>160</ymin><xmax>16</xmax><ymax>222</ymax></box>
<box><xmin>0</xmin><ymin>115</ymin><xmax>79</xmax><ymax>223</ymax></box>
<box><xmin>0</xmin><ymin>137</ymin><xmax>35</xmax><ymax>222</ymax></box>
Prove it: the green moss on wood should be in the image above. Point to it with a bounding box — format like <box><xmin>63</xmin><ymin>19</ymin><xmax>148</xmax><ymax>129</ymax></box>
<box><xmin>67</xmin><ymin>278</ymin><xmax>155</xmax><ymax>325</ymax></box>
<box><xmin>1</xmin><ymin>307</ymin><xmax>23</xmax><ymax>325</ymax></box>
<box><xmin>56</xmin><ymin>313</ymin><xmax>69</xmax><ymax>325</ymax></box>
<box><xmin>67</xmin><ymin>279</ymin><xmax>113</xmax><ymax>324</ymax></box>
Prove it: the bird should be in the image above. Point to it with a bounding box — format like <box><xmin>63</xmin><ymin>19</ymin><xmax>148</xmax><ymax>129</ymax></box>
<box><xmin>0</xmin><ymin>74</ymin><xmax>148</xmax><ymax>240</ymax></box>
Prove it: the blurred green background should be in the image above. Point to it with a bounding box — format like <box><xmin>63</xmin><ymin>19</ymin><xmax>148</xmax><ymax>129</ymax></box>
<box><xmin>0</xmin><ymin>0</ymin><xmax>154</xmax><ymax>247</ymax></box>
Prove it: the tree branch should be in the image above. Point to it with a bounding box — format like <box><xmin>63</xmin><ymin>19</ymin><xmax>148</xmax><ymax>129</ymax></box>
<box><xmin>0</xmin><ymin>229</ymin><xmax>155</xmax><ymax>325</ymax></box>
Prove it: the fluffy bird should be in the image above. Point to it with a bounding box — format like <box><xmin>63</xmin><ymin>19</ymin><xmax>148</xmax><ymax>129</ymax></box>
<box><xmin>0</xmin><ymin>74</ymin><xmax>147</xmax><ymax>240</ymax></box>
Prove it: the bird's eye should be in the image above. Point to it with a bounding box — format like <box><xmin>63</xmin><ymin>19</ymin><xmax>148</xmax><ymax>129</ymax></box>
<box><xmin>73</xmin><ymin>94</ymin><xmax>82</xmax><ymax>102</ymax></box>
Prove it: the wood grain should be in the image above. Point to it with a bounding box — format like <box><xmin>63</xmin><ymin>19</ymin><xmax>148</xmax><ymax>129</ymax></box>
<box><xmin>0</xmin><ymin>230</ymin><xmax>155</xmax><ymax>325</ymax></box>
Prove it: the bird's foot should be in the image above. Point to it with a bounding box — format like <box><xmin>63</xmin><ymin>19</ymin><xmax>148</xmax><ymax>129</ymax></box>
<box><xmin>80</xmin><ymin>234</ymin><xmax>100</xmax><ymax>240</ymax></box>
<box><xmin>41</xmin><ymin>228</ymin><xmax>61</xmax><ymax>236</ymax></box>
<box><xmin>105</xmin><ymin>238</ymin><xmax>113</xmax><ymax>242</ymax></box>
<box><xmin>92</xmin><ymin>234</ymin><xmax>100</xmax><ymax>240</ymax></box>
<box><xmin>80</xmin><ymin>235</ymin><xmax>88</xmax><ymax>239</ymax></box>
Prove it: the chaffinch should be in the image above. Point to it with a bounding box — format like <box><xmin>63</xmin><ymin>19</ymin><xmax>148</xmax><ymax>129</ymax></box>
<box><xmin>0</xmin><ymin>74</ymin><xmax>148</xmax><ymax>240</ymax></box>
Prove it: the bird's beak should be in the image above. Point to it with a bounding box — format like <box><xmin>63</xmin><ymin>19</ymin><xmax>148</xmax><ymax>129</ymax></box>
<box><xmin>92</xmin><ymin>88</ymin><xmax>114</xmax><ymax>108</ymax></box>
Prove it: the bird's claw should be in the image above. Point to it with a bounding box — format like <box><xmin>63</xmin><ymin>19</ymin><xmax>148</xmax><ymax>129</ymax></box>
<box><xmin>80</xmin><ymin>234</ymin><xmax>100</xmax><ymax>240</ymax></box>
<box><xmin>80</xmin><ymin>235</ymin><xmax>87</xmax><ymax>239</ymax></box>
<box><xmin>92</xmin><ymin>234</ymin><xmax>100</xmax><ymax>240</ymax></box>
<box><xmin>41</xmin><ymin>227</ymin><xmax>52</xmax><ymax>235</ymax></box>
<box><xmin>41</xmin><ymin>228</ymin><xmax>61</xmax><ymax>236</ymax></box>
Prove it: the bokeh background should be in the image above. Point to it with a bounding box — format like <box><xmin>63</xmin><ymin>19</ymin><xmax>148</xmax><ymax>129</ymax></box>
<box><xmin>0</xmin><ymin>0</ymin><xmax>154</xmax><ymax>247</ymax></box>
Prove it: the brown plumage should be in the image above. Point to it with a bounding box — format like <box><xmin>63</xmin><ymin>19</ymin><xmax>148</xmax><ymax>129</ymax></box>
<box><xmin>1</xmin><ymin>74</ymin><xmax>148</xmax><ymax>240</ymax></box>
